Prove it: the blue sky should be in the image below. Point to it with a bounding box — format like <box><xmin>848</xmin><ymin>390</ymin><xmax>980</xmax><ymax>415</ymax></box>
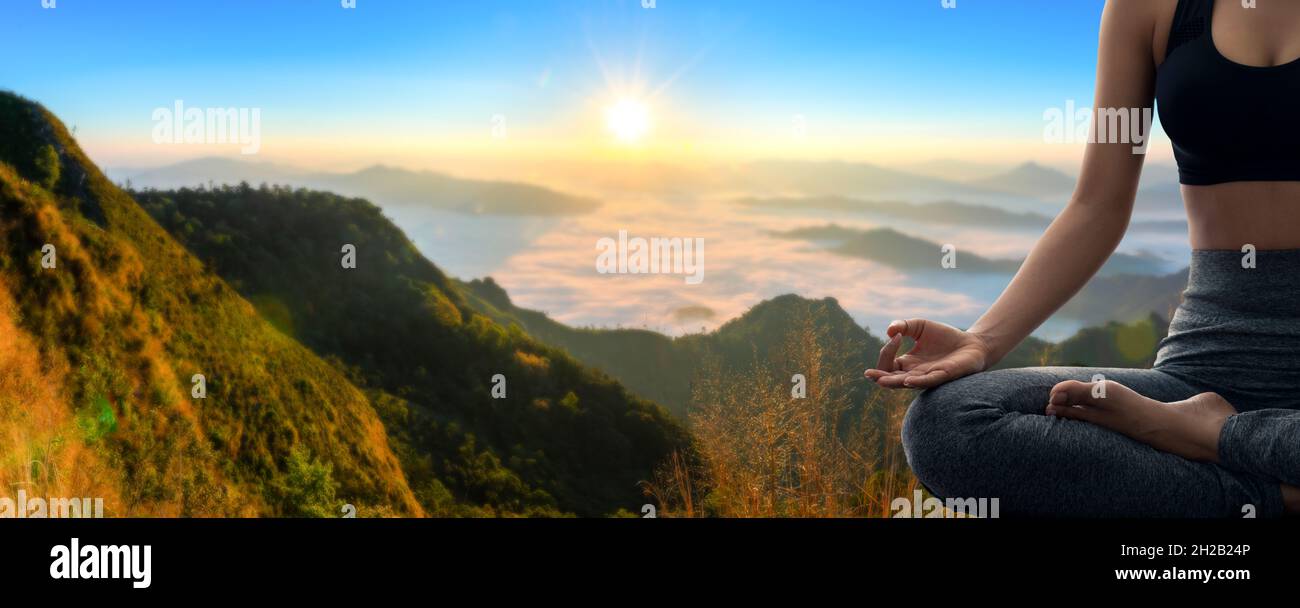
<box><xmin>0</xmin><ymin>0</ymin><xmax>1126</xmax><ymax>170</ymax></box>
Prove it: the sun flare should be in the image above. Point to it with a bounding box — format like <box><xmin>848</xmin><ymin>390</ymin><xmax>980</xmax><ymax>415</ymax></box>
<box><xmin>604</xmin><ymin>98</ymin><xmax>651</xmax><ymax>144</ymax></box>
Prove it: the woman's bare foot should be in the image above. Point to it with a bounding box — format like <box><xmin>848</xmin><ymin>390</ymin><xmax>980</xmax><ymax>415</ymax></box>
<box><xmin>1045</xmin><ymin>379</ymin><xmax>1236</xmax><ymax>463</ymax></box>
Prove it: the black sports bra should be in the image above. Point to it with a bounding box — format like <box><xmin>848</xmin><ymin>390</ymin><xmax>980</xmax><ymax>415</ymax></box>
<box><xmin>1155</xmin><ymin>0</ymin><xmax>1300</xmax><ymax>185</ymax></box>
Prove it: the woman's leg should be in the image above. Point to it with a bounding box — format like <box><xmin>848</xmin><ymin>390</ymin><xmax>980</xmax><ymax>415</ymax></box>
<box><xmin>902</xmin><ymin>367</ymin><xmax>1284</xmax><ymax>517</ymax></box>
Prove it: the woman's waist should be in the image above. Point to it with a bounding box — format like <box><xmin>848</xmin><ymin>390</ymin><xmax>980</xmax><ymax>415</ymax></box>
<box><xmin>1185</xmin><ymin>183</ymin><xmax>1300</xmax><ymax>250</ymax></box>
<box><xmin>1136</xmin><ymin>244</ymin><xmax>1300</xmax><ymax>405</ymax></box>
<box><xmin>1155</xmin><ymin>314</ymin><xmax>1300</xmax><ymax>408</ymax></box>
<box><xmin>1176</xmin><ymin>248</ymin><xmax>1300</xmax><ymax>316</ymax></box>
<box><xmin>1161</xmin><ymin>289</ymin><xmax>1300</xmax><ymax>343</ymax></box>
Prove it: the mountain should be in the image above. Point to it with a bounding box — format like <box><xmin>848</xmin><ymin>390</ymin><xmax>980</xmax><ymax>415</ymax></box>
<box><xmin>898</xmin><ymin>159</ymin><xmax>1182</xmax><ymax>201</ymax></box>
<box><xmin>738</xmin><ymin>196</ymin><xmax>1188</xmax><ymax>238</ymax></box>
<box><xmin>738</xmin><ymin>196</ymin><xmax>1054</xmax><ymax>229</ymax></box>
<box><xmin>735</xmin><ymin>159</ymin><xmax>1014</xmax><ymax>200</ymax></box>
<box><xmin>115</xmin><ymin>157</ymin><xmax>600</xmax><ymax>216</ymax></box>
<box><xmin>994</xmin><ymin>313</ymin><xmax>1170</xmax><ymax>369</ymax></box>
<box><xmin>316</xmin><ymin>165</ymin><xmax>601</xmax><ymax>215</ymax></box>
<box><xmin>459</xmin><ymin>277</ymin><xmax>700</xmax><ymax>417</ymax></box>
<box><xmin>108</xmin><ymin>157</ymin><xmax>311</xmax><ymax>190</ymax></box>
<box><xmin>462</xmin><ymin>276</ymin><xmax>886</xmax><ymax>418</ymax></box>
<box><xmin>116</xmin><ymin>157</ymin><xmax>1043</xmax><ymax>205</ymax></box>
<box><xmin>773</xmin><ymin>225</ymin><xmax>1021</xmax><ymax>273</ymax></box>
<box><xmin>966</xmin><ymin>162</ymin><xmax>1076</xmax><ymax>199</ymax></box>
<box><xmin>1137</xmin><ymin>163</ymin><xmax>1182</xmax><ymax>193</ymax></box>
<box><xmin>134</xmin><ymin>183</ymin><xmax>687</xmax><ymax>516</ymax></box>
<box><xmin>772</xmin><ymin>224</ymin><xmax>1170</xmax><ymax>277</ymax></box>
<box><xmin>891</xmin><ymin>159</ymin><xmax>1010</xmax><ymax>182</ymax></box>
<box><xmin>0</xmin><ymin>92</ymin><xmax>419</xmax><ymax>516</ymax></box>
<box><xmin>1058</xmin><ymin>268</ymin><xmax>1187</xmax><ymax>326</ymax></box>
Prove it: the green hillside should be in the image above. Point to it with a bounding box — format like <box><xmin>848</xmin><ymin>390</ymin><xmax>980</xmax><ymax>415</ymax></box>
<box><xmin>133</xmin><ymin>183</ymin><xmax>688</xmax><ymax>516</ymax></box>
<box><xmin>0</xmin><ymin>92</ymin><xmax>419</xmax><ymax>516</ymax></box>
<box><xmin>459</xmin><ymin>277</ymin><xmax>701</xmax><ymax>417</ymax></box>
<box><xmin>462</xmin><ymin>278</ymin><xmax>886</xmax><ymax>418</ymax></box>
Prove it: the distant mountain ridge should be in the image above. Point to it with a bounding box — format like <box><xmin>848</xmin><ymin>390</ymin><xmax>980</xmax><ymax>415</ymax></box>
<box><xmin>116</xmin><ymin>157</ymin><xmax>600</xmax><ymax>216</ymax></box>
<box><xmin>736</xmin><ymin>159</ymin><xmax>1013</xmax><ymax>199</ymax></box>
<box><xmin>737</xmin><ymin>196</ymin><xmax>1054</xmax><ymax>229</ymax></box>
<box><xmin>320</xmin><ymin>165</ymin><xmax>600</xmax><ymax>215</ymax></box>
<box><xmin>116</xmin><ymin>156</ymin><xmax>1157</xmax><ymax>206</ymax></box>
<box><xmin>966</xmin><ymin>161</ymin><xmax>1076</xmax><ymax>199</ymax></box>
<box><xmin>772</xmin><ymin>224</ymin><xmax>1171</xmax><ymax>277</ymax></box>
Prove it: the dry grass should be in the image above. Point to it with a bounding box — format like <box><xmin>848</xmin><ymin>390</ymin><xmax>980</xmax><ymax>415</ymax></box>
<box><xmin>0</xmin><ymin>285</ymin><xmax>122</xmax><ymax>512</ymax></box>
<box><xmin>644</xmin><ymin>316</ymin><xmax>918</xmax><ymax>518</ymax></box>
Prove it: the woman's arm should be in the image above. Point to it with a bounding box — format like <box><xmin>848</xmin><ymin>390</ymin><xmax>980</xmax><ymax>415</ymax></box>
<box><xmin>969</xmin><ymin>0</ymin><xmax>1157</xmax><ymax>364</ymax></box>
<box><xmin>869</xmin><ymin>0</ymin><xmax>1164</xmax><ymax>388</ymax></box>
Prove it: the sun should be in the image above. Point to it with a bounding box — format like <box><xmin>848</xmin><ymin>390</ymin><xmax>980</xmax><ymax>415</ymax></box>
<box><xmin>604</xmin><ymin>98</ymin><xmax>651</xmax><ymax>143</ymax></box>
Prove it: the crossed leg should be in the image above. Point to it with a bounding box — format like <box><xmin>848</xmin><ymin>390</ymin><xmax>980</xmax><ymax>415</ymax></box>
<box><xmin>901</xmin><ymin>367</ymin><xmax>1284</xmax><ymax>517</ymax></box>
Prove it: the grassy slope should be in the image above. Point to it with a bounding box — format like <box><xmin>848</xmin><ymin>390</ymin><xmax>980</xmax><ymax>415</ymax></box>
<box><xmin>0</xmin><ymin>92</ymin><xmax>419</xmax><ymax>516</ymax></box>
<box><xmin>0</xmin><ymin>283</ymin><xmax>123</xmax><ymax>509</ymax></box>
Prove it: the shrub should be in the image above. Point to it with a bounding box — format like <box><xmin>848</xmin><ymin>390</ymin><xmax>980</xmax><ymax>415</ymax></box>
<box><xmin>33</xmin><ymin>144</ymin><xmax>59</xmax><ymax>190</ymax></box>
<box><xmin>278</xmin><ymin>446</ymin><xmax>339</xmax><ymax>518</ymax></box>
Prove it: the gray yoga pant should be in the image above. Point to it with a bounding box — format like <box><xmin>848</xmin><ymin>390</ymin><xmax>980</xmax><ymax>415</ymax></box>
<box><xmin>902</xmin><ymin>250</ymin><xmax>1300</xmax><ymax>517</ymax></box>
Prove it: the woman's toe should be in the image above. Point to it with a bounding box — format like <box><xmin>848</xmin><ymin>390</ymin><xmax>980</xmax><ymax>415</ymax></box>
<box><xmin>1049</xmin><ymin>377</ymin><xmax>1142</xmax><ymax>409</ymax></box>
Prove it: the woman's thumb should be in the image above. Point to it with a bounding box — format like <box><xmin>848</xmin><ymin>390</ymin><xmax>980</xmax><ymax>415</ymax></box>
<box><xmin>887</xmin><ymin>318</ymin><xmax>928</xmax><ymax>341</ymax></box>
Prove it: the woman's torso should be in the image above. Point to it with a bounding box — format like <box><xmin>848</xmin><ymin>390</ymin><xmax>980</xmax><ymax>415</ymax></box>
<box><xmin>1154</xmin><ymin>0</ymin><xmax>1300</xmax><ymax>250</ymax></box>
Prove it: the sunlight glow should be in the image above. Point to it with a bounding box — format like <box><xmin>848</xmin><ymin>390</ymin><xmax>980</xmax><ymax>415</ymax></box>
<box><xmin>604</xmin><ymin>98</ymin><xmax>651</xmax><ymax>144</ymax></box>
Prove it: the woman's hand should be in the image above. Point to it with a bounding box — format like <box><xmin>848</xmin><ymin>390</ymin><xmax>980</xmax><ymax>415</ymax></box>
<box><xmin>865</xmin><ymin>318</ymin><xmax>992</xmax><ymax>390</ymax></box>
<box><xmin>1046</xmin><ymin>379</ymin><xmax>1235</xmax><ymax>463</ymax></box>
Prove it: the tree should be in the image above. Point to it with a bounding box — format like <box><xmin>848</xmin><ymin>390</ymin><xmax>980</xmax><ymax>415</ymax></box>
<box><xmin>279</xmin><ymin>447</ymin><xmax>338</xmax><ymax>518</ymax></box>
<box><xmin>33</xmin><ymin>144</ymin><xmax>60</xmax><ymax>190</ymax></box>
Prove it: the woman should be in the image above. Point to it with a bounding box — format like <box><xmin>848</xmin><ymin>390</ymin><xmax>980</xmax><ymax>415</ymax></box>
<box><xmin>867</xmin><ymin>0</ymin><xmax>1300</xmax><ymax>517</ymax></box>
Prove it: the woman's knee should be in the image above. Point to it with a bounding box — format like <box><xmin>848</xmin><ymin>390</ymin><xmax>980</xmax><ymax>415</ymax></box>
<box><xmin>900</xmin><ymin>376</ymin><xmax>998</xmax><ymax>497</ymax></box>
<box><xmin>901</xmin><ymin>377</ymin><xmax>984</xmax><ymax>445</ymax></box>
